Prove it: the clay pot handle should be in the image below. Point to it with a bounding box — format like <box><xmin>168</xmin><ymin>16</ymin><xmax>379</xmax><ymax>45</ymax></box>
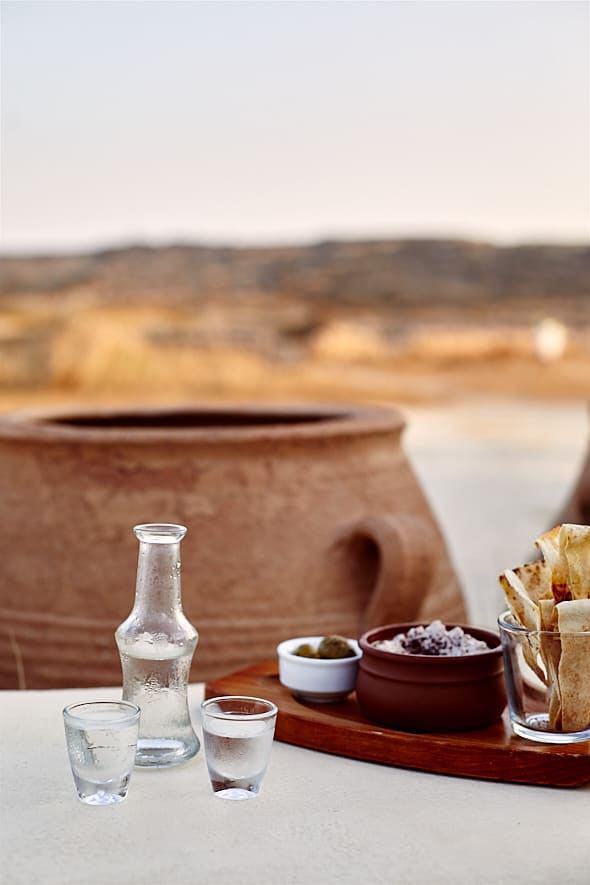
<box><xmin>348</xmin><ymin>513</ymin><xmax>437</xmax><ymax>631</ymax></box>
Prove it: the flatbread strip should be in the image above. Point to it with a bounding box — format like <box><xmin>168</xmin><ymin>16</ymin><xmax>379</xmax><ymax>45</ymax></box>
<box><xmin>535</xmin><ymin>526</ymin><xmax>570</xmax><ymax>602</ymax></box>
<box><xmin>498</xmin><ymin>570</ymin><xmax>542</xmax><ymax>631</ymax></box>
<box><xmin>535</xmin><ymin>524</ymin><xmax>590</xmax><ymax>602</ymax></box>
<box><xmin>556</xmin><ymin>599</ymin><xmax>590</xmax><ymax>732</ymax></box>
<box><xmin>512</xmin><ymin>561</ymin><xmax>553</xmax><ymax>605</ymax></box>
<box><xmin>499</xmin><ymin>570</ymin><xmax>546</xmax><ymax>685</ymax></box>
<box><xmin>560</xmin><ymin>524</ymin><xmax>590</xmax><ymax>600</ymax></box>
<box><xmin>499</xmin><ymin>523</ymin><xmax>590</xmax><ymax>733</ymax></box>
<box><xmin>538</xmin><ymin>599</ymin><xmax>561</xmax><ymax>728</ymax></box>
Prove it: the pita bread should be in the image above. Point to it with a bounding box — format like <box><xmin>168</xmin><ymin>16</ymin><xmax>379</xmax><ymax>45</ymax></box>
<box><xmin>556</xmin><ymin>599</ymin><xmax>590</xmax><ymax>732</ymax></box>
<box><xmin>499</xmin><ymin>570</ymin><xmax>542</xmax><ymax>631</ymax></box>
<box><xmin>537</xmin><ymin>599</ymin><xmax>562</xmax><ymax>727</ymax></box>
<box><xmin>499</xmin><ymin>523</ymin><xmax>590</xmax><ymax>733</ymax></box>
<box><xmin>560</xmin><ymin>524</ymin><xmax>590</xmax><ymax>601</ymax></box>
<box><xmin>534</xmin><ymin>525</ymin><xmax>560</xmax><ymax>569</ymax></box>
<box><xmin>535</xmin><ymin>526</ymin><xmax>570</xmax><ymax>602</ymax></box>
<box><xmin>512</xmin><ymin>561</ymin><xmax>553</xmax><ymax>604</ymax></box>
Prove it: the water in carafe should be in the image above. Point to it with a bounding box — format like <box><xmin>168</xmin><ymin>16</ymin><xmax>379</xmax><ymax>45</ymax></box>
<box><xmin>115</xmin><ymin>523</ymin><xmax>200</xmax><ymax>767</ymax></box>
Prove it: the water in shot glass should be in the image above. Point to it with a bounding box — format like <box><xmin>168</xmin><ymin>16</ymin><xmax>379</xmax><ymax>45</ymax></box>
<box><xmin>200</xmin><ymin>696</ymin><xmax>278</xmax><ymax>800</ymax></box>
<box><xmin>498</xmin><ymin>611</ymin><xmax>590</xmax><ymax>744</ymax></box>
<box><xmin>63</xmin><ymin>701</ymin><xmax>140</xmax><ymax>805</ymax></box>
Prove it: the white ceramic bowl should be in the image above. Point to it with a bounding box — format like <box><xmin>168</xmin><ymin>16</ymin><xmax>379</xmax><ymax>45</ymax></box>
<box><xmin>276</xmin><ymin>636</ymin><xmax>362</xmax><ymax>703</ymax></box>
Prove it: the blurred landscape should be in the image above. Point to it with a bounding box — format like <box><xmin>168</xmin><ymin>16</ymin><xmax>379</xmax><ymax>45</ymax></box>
<box><xmin>3</xmin><ymin>237</ymin><xmax>589</xmax><ymax>628</ymax></box>
<box><xmin>0</xmin><ymin>238</ymin><xmax>589</xmax><ymax>411</ymax></box>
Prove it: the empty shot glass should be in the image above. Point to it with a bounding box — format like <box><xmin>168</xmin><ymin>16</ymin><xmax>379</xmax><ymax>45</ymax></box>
<box><xmin>200</xmin><ymin>696</ymin><xmax>278</xmax><ymax>800</ymax></box>
<box><xmin>63</xmin><ymin>701</ymin><xmax>141</xmax><ymax>805</ymax></box>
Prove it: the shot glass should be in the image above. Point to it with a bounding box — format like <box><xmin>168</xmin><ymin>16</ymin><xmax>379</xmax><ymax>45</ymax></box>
<box><xmin>200</xmin><ymin>696</ymin><xmax>278</xmax><ymax>800</ymax></box>
<box><xmin>63</xmin><ymin>701</ymin><xmax>141</xmax><ymax>805</ymax></box>
<box><xmin>498</xmin><ymin>611</ymin><xmax>590</xmax><ymax>744</ymax></box>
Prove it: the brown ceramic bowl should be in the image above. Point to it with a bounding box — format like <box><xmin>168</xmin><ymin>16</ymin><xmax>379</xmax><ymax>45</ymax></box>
<box><xmin>356</xmin><ymin>622</ymin><xmax>506</xmax><ymax>732</ymax></box>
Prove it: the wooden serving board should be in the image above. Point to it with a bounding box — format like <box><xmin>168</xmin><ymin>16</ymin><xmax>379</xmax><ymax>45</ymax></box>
<box><xmin>205</xmin><ymin>661</ymin><xmax>590</xmax><ymax>788</ymax></box>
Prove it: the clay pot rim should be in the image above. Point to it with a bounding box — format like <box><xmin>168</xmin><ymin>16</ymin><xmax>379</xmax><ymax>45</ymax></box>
<box><xmin>359</xmin><ymin>621</ymin><xmax>503</xmax><ymax>664</ymax></box>
<box><xmin>0</xmin><ymin>401</ymin><xmax>405</xmax><ymax>445</ymax></box>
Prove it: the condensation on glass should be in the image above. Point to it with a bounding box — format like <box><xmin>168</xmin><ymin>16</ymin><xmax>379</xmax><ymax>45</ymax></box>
<box><xmin>115</xmin><ymin>523</ymin><xmax>200</xmax><ymax>767</ymax></box>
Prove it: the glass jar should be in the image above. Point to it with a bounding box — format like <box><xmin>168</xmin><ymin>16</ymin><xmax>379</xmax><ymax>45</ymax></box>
<box><xmin>115</xmin><ymin>523</ymin><xmax>200</xmax><ymax>767</ymax></box>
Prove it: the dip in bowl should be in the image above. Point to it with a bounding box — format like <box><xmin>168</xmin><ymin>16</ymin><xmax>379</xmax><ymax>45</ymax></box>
<box><xmin>357</xmin><ymin>621</ymin><xmax>506</xmax><ymax>732</ymax></box>
<box><xmin>277</xmin><ymin>635</ymin><xmax>362</xmax><ymax>703</ymax></box>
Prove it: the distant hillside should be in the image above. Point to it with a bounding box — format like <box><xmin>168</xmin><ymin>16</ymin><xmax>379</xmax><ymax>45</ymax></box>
<box><xmin>1</xmin><ymin>239</ymin><xmax>589</xmax><ymax>309</ymax></box>
<box><xmin>0</xmin><ymin>237</ymin><xmax>589</xmax><ymax>407</ymax></box>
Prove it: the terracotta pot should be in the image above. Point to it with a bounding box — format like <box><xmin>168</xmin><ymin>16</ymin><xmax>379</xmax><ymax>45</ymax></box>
<box><xmin>0</xmin><ymin>403</ymin><xmax>466</xmax><ymax>689</ymax></box>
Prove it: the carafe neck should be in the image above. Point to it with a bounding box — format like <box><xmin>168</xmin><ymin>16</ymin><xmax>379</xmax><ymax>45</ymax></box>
<box><xmin>132</xmin><ymin>524</ymin><xmax>187</xmax><ymax>614</ymax></box>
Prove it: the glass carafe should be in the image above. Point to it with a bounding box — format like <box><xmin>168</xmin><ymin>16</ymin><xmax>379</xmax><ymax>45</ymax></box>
<box><xmin>115</xmin><ymin>523</ymin><xmax>200</xmax><ymax>767</ymax></box>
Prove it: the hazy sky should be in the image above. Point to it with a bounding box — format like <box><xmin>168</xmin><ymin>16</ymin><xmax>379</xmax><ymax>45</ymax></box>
<box><xmin>1</xmin><ymin>0</ymin><xmax>588</xmax><ymax>253</ymax></box>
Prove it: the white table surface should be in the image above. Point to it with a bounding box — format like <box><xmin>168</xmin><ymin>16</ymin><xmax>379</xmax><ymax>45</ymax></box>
<box><xmin>1</xmin><ymin>683</ymin><xmax>589</xmax><ymax>885</ymax></box>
